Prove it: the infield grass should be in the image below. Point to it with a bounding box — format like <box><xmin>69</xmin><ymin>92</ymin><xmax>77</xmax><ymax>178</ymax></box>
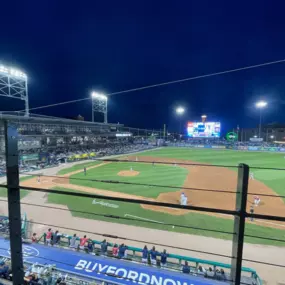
<box><xmin>68</xmin><ymin>162</ymin><xmax>188</xmax><ymax>198</ymax></box>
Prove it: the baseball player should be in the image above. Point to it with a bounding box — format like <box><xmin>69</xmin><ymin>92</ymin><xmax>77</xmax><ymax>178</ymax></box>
<box><xmin>136</xmin><ymin>157</ymin><xmax>138</xmax><ymax>162</ymax></box>
<box><xmin>249</xmin><ymin>172</ymin><xmax>254</xmax><ymax>180</ymax></box>
<box><xmin>84</xmin><ymin>167</ymin><xmax>87</xmax><ymax>176</ymax></box>
<box><xmin>183</xmin><ymin>194</ymin><xmax>188</xmax><ymax>206</ymax></box>
<box><xmin>130</xmin><ymin>166</ymin><xmax>133</xmax><ymax>172</ymax></box>
<box><xmin>254</xmin><ymin>195</ymin><xmax>261</xmax><ymax>206</ymax></box>
<box><xmin>180</xmin><ymin>193</ymin><xmax>188</xmax><ymax>205</ymax></box>
<box><xmin>250</xmin><ymin>205</ymin><xmax>254</xmax><ymax>221</ymax></box>
<box><xmin>37</xmin><ymin>175</ymin><xmax>41</xmax><ymax>183</ymax></box>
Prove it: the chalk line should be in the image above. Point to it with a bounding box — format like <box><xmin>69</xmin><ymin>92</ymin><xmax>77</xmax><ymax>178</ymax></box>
<box><xmin>124</xmin><ymin>214</ymin><xmax>165</xmax><ymax>224</ymax></box>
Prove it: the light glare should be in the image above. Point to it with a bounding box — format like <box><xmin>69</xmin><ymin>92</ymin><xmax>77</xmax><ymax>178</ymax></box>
<box><xmin>0</xmin><ymin>65</ymin><xmax>27</xmax><ymax>78</ymax></box>
<box><xmin>91</xmin><ymin>92</ymin><xmax>107</xmax><ymax>100</ymax></box>
<box><xmin>255</xmin><ymin>101</ymin><xmax>267</xmax><ymax>108</ymax></box>
<box><xmin>176</xmin><ymin>107</ymin><xmax>185</xmax><ymax>114</ymax></box>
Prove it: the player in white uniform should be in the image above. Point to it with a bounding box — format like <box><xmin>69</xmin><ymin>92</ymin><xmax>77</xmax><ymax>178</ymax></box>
<box><xmin>180</xmin><ymin>193</ymin><xmax>185</xmax><ymax>205</ymax></box>
<box><xmin>254</xmin><ymin>195</ymin><xmax>261</xmax><ymax>206</ymax></box>
<box><xmin>37</xmin><ymin>175</ymin><xmax>41</xmax><ymax>183</ymax></box>
<box><xmin>249</xmin><ymin>172</ymin><xmax>254</xmax><ymax>180</ymax></box>
<box><xmin>180</xmin><ymin>193</ymin><xmax>188</xmax><ymax>205</ymax></box>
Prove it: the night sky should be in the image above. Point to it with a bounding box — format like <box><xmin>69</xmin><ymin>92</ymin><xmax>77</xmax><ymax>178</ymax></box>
<box><xmin>1</xmin><ymin>0</ymin><xmax>285</xmax><ymax>133</ymax></box>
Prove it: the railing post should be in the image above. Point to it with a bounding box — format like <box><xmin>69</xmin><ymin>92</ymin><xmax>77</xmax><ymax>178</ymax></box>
<box><xmin>231</xmin><ymin>163</ymin><xmax>249</xmax><ymax>285</ymax></box>
<box><xmin>4</xmin><ymin>121</ymin><xmax>24</xmax><ymax>284</ymax></box>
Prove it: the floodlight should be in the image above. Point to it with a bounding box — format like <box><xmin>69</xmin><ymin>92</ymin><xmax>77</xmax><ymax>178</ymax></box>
<box><xmin>91</xmin><ymin>92</ymin><xmax>107</xmax><ymax>100</ymax></box>
<box><xmin>91</xmin><ymin>91</ymin><xmax>108</xmax><ymax>123</ymax></box>
<box><xmin>0</xmin><ymin>64</ymin><xmax>29</xmax><ymax>116</ymax></box>
<box><xmin>176</xmin><ymin>107</ymin><xmax>185</xmax><ymax>115</ymax></box>
<box><xmin>255</xmin><ymin>101</ymin><xmax>267</xmax><ymax>108</ymax></box>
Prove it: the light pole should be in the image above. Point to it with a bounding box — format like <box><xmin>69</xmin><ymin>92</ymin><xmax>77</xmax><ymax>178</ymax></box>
<box><xmin>255</xmin><ymin>101</ymin><xmax>267</xmax><ymax>139</ymax></box>
<box><xmin>91</xmin><ymin>92</ymin><xmax>108</xmax><ymax>123</ymax></box>
<box><xmin>0</xmin><ymin>65</ymin><xmax>29</xmax><ymax>116</ymax></box>
<box><xmin>176</xmin><ymin>107</ymin><xmax>185</xmax><ymax>138</ymax></box>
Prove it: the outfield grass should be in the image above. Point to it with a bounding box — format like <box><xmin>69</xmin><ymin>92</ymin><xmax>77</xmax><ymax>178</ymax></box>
<box><xmin>57</xmin><ymin>161</ymin><xmax>102</xmax><ymax>175</ymax></box>
<box><xmin>48</xmin><ymin>186</ymin><xmax>285</xmax><ymax>246</ymax></box>
<box><xmin>0</xmin><ymin>175</ymin><xmax>34</xmax><ymax>199</ymax></box>
<box><xmin>69</xmin><ymin>162</ymin><xmax>188</xmax><ymax>198</ymax></box>
<box><xmin>138</xmin><ymin>148</ymin><xmax>285</xmax><ymax>201</ymax></box>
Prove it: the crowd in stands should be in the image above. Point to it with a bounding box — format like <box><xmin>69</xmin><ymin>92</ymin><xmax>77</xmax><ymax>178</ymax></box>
<box><xmin>28</xmin><ymin>228</ymin><xmax>232</xmax><ymax>283</ymax></box>
<box><xmin>167</xmin><ymin>138</ymin><xmax>285</xmax><ymax>147</ymax></box>
<box><xmin>0</xmin><ymin>142</ymin><xmax>154</xmax><ymax>176</ymax></box>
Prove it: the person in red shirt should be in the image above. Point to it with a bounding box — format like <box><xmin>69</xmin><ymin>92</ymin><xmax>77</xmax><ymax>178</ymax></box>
<box><xmin>31</xmin><ymin>233</ymin><xmax>38</xmax><ymax>243</ymax></box>
<box><xmin>80</xmin><ymin>235</ymin><xmax>88</xmax><ymax>250</ymax></box>
<box><xmin>46</xmin><ymin>228</ymin><xmax>52</xmax><ymax>245</ymax></box>
<box><xmin>112</xmin><ymin>244</ymin><xmax>118</xmax><ymax>257</ymax></box>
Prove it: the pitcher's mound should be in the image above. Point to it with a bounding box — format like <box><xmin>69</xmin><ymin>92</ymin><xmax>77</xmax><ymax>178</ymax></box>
<box><xmin>118</xmin><ymin>170</ymin><xmax>140</xmax><ymax>177</ymax></box>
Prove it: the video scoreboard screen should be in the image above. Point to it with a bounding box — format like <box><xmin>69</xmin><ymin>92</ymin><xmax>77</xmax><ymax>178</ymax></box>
<box><xmin>187</xmin><ymin>122</ymin><xmax>221</xmax><ymax>138</ymax></box>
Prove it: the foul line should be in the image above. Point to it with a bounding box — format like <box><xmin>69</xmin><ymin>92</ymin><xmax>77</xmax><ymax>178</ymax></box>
<box><xmin>124</xmin><ymin>214</ymin><xmax>165</xmax><ymax>224</ymax></box>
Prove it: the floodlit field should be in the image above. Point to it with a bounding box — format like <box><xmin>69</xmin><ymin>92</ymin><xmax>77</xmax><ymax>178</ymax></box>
<box><xmin>37</xmin><ymin>147</ymin><xmax>285</xmax><ymax>246</ymax></box>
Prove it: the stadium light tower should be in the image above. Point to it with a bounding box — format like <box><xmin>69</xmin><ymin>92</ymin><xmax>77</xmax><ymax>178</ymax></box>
<box><xmin>0</xmin><ymin>64</ymin><xmax>29</xmax><ymax>116</ymax></box>
<box><xmin>176</xmin><ymin>106</ymin><xmax>185</xmax><ymax>136</ymax></box>
<box><xmin>255</xmin><ymin>100</ymin><xmax>267</xmax><ymax>139</ymax></box>
<box><xmin>91</xmin><ymin>91</ymin><xmax>108</xmax><ymax>123</ymax></box>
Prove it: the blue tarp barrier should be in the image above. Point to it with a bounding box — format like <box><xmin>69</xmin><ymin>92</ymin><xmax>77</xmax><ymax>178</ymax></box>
<box><xmin>0</xmin><ymin>238</ymin><xmax>229</xmax><ymax>285</ymax></box>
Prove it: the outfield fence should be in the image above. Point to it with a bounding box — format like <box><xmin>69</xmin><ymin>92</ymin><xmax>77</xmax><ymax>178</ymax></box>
<box><xmin>0</xmin><ymin>119</ymin><xmax>285</xmax><ymax>285</ymax></box>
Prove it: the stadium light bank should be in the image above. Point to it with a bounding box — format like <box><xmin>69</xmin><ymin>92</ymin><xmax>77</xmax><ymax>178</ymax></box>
<box><xmin>91</xmin><ymin>91</ymin><xmax>108</xmax><ymax>123</ymax></box>
<box><xmin>0</xmin><ymin>64</ymin><xmax>29</xmax><ymax>116</ymax></box>
<box><xmin>255</xmin><ymin>100</ymin><xmax>267</xmax><ymax>139</ymax></box>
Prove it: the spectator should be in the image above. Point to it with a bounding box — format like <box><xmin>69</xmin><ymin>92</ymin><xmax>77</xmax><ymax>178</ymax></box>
<box><xmin>219</xmin><ymin>269</ymin><xmax>226</xmax><ymax>281</ymax></box>
<box><xmin>160</xmin><ymin>249</ymin><xmax>168</xmax><ymax>267</ymax></box>
<box><xmin>87</xmin><ymin>239</ymin><xmax>94</xmax><ymax>253</ymax></box>
<box><xmin>206</xmin><ymin>267</ymin><xmax>215</xmax><ymax>278</ymax></box>
<box><xmin>55</xmin><ymin>231</ymin><xmax>61</xmax><ymax>245</ymax></box>
<box><xmin>46</xmin><ymin>228</ymin><xmax>52</xmax><ymax>245</ymax></box>
<box><xmin>142</xmin><ymin>245</ymin><xmax>148</xmax><ymax>264</ymax></box>
<box><xmin>69</xmin><ymin>234</ymin><xmax>77</xmax><ymax>248</ymax></box>
<box><xmin>0</xmin><ymin>261</ymin><xmax>9</xmax><ymax>278</ymax></box>
<box><xmin>31</xmin><ymin>233</ymin><xmax>38</xmax><ymax>243</ymax></box>
<box><xmin>101</xmin><ymin>239</ymin><xmax>108</xmax><ymax>255</ymax></box>
<box><xmin>198</xmin><ymin>265</ymin><xmax>206</xmax><ymax>276</ymax></box>
<box><xmin>149</xmin><ymin>246</ymin><xmax>158</xmax><ymax>266</ymax></box>
<box><xmin>182</xmin><ymin>261</ymin><xmax>190</xmax><ymax>274</ymax></box>
<box><xmin>112</xmin><ymin>244</ymin><xmax>118</xmax><ymax>257</ymax></box>
<box><xmin>79</xmin><ymin>235</ymin><xmax>88</xmax><ymax>250</ymax></box>
<box><xmin>118</xmin><ymin>244</ymin><xmax>127</xmax><ymax>259</ymax></box>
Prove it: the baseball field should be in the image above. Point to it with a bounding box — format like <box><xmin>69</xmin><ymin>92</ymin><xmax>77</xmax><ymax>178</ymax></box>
<box><xmin>20</xmin><ymin>147</ymin><xmax>285</xmax><ymax>246</ymax></box>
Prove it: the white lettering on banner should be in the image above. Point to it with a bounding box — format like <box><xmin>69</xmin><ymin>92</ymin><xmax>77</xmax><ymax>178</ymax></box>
<box><xmin>115</xmin><ymin>268</ymin><xmax>128</xmax><ymax>278</ymax></box>
<box><xmin>127</xmin><ymin>270</ymin><xmax>139</xmax><ymax>282</ymax></box>
<box><xmin>91</xmin><ymin>263</ymin><xmax>98</xmax><ymax>272</ymax></box>
<box><xmin>163</xmin><ymin>279</ymin><xmax>177</xmax><ymax>285</ymax></box>
<box><xmin>75</xmin><ymin>260</ymin><xmax>87</xmax><ymax>270</ymax></box>
<box><xmin>106</xmin><ymin>266</ymin><xmax>117</xmax><ymax>275</ymax></box>
<box><xmin>151</xmin><ymin>275</ymin><xmax>163</xmax><ymax>285</ymax></box>
<box><xmin>98</xmin><ymin>264</ymin><xmax>109</xmax><ymax>274</ymax></box>
<box><xmin>138</xmin><ymin>273</ymin><xmax>150</xmax><ymax>285</ymax></box>
<box><xmin>74</xmin><ymin>260</ymin><xmax>198</xmax><ymax>285</ymax></box>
